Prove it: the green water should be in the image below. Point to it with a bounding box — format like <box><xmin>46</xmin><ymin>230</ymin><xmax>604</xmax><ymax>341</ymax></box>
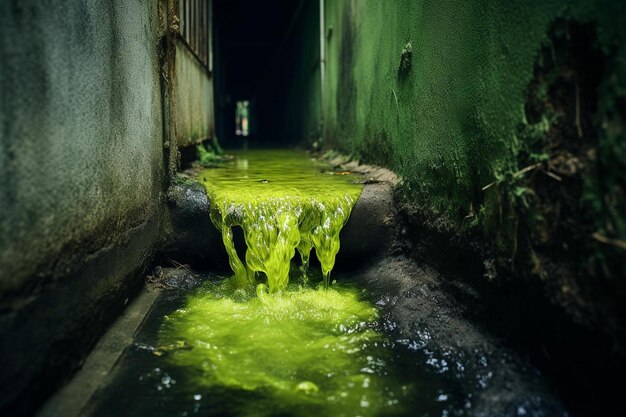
<box><xmin>159</xmin><ymin>280</ymin><xmax>415</xmax><ymax>417</ymax></box>
<box><xmin>84</xmin><ymin>151</ymin><xmax>558</xmax><ymax>417</ymax></box>
<box><xmin>86</xmin><ymin>272</ymin><xmax>466</xmax><ymax>417</ymax></box>
<box><xmin>197</xmin><ymin>150</ymin><xmax>362</xmax><ymax>292</ymax></box>
<box><xmin>84</xmin><ymin>151</ymin><xmax>458</xmax><ymax>417</ymax></box>
<box><xmin>165</xmin><ymin>151</ymin><xmax>409</xmax><ymax>415</ymax></box>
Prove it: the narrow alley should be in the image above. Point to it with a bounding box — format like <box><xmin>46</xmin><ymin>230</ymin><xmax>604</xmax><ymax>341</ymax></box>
<box><xmin>1</xmin><ymin>1</ymin><xmax>625</xmax><ymax>416</ymax></box>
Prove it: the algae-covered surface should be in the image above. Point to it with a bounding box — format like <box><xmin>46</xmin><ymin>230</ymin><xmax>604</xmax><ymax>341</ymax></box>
<box><xmin>84</xmin><ymin>264</ymin><xmax>566</xmax><ymax>417</ymax></box>
<box><xmin>197</xmin><ymin>150</ymin><xmax>363</xmax><ymax>292</ymax></box>
<box><xmin>81</xmin><ymin>148</ymin><xmax>562</xmax><ymax>416</ymax></box>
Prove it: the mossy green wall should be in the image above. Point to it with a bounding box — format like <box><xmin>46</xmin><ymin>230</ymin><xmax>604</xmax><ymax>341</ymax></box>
<box><xmin>0</xmin><ymin>1</ymin><xmax>168</xmax><ymax>413</ymax></box>
<box><xmin>0</xmin><ymin>0</ymin><xmax>166</xmax><ymax>296</ymax></box>
<box><xmin>286</xmin><ymin>0</ymin><xmax>626</xmax><ymax>249</ymax></box>
<box><xmin>289</xmin><ymin>0</ymin><xmax>626</xmax><ymax>334</ymax></box>
<box><xmin>318</xmin><ymin>0</ymin><xmax>623</xmax><ymax>223</ymax></box>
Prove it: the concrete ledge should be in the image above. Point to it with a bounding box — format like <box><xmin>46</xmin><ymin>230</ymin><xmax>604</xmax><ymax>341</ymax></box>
<box><xmin>163</xmin><ymin>182</ymin><xmax>229</xmax><ymax>269</ymax></box>
<box><xmin>36</xmin><ymin>289</ymin><xmax>160</xmax><ymax>417</ymax></box>
<box><xmin>0</xmin><ymin>218</ymin><xmax>161</xmax><ymax>417</ymax></box>
<box><xmin>337</xmin><ymin>164</ymin><xmax>398</xmax><ymax>269</ymax></box>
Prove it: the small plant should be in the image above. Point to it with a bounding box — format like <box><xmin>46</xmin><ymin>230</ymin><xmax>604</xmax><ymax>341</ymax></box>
<box><xmin>481</xmin><ymin>163</ymin><xmax>540</xmax><ymax>260</ymax></box>
<box><xmin>398</xmin><ymin>41</ymin><xmax>412</xmax><ymax>75</ymax></box>
<box><xmin>197</xmin><ymin>143</ymin><xmax>219</xmax><ymax>165</ymax></box>
<box><xmin>196</xmin><ymin>138</ymin><xmax>231</xmax><ymax>167</ymax></box>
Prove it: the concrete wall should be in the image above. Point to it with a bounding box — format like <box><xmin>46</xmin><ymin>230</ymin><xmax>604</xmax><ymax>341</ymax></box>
<box><xmin>175</xmin><ymin>42</ymin><xmax>214</xmax><ymax>146</ymax></box>
<box><xmin>0</xmin><ymin>1</ymin><xmax>167</xmax><ymax>414</ymax></box>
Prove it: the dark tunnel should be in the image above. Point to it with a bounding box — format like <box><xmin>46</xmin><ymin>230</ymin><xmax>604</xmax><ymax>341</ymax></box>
<box><xmin>213</xmin><ymin>0</ymin><xmax>309</xmax><ymax>147</ymax></box>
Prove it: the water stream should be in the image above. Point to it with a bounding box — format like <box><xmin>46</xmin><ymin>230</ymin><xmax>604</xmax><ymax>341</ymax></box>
<box><xmin>83</xmin><ymin>150</ymin><xmax>563</xmax><ymax>417</ymax></box>
<box><xmin>198</xmin><ymin>150</ymin><xmax>362</xmax><ymax>292</ymax></box>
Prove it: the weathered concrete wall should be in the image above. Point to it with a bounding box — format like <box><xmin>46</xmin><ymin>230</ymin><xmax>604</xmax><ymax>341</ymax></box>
<box><xmin>0</xmin><ymin>1</ymin><xmax>166</xmax><ymax>414</ymax></box>
<box><xmin>174</xmin><ymin>42</ymin><xmax>214</xmax><ymax>147</ymax></box>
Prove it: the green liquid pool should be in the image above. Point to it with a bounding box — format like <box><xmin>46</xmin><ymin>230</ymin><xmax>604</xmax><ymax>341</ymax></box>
<box><xmin>158</xmin><ymin>280</ymin><xmax>414</xmax><ymax>417</ymax></box>
<box><xmin>161</xmin><ymin>151</ymin><xmax>408</xmax><ymax>415</ymax></box>
<box><xmin>197</xmin><ymin>150</ymin><xmax>363</xmax><ymax>292</ymax></box>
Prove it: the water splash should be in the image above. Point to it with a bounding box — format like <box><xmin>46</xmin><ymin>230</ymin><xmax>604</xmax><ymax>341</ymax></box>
<box><xmin>199</xmin><ymin>150</ymin><xmax>362</xmax><ymax>293</ymax></box>
<box><xmin>159</xmin><ymin>281</ymin><xmax>415</xmax><ymax>417</ymax></box>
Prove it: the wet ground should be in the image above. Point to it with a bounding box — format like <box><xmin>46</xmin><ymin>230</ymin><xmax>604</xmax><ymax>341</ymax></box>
<box><xmin>40</xmin><ymin>150</ymin><xmax>569</xmax><ymax>417</ymax></box>
<box><xmin>77</xmin><ymin>255</ymin><xmax>568</xmax><ymax>417</ymax></box>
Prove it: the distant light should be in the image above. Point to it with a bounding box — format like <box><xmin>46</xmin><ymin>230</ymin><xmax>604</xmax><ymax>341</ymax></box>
<box><xmin>235</xmin><ymin>100</ymin><xmax>250</xmax><ymax>137</ymax></box>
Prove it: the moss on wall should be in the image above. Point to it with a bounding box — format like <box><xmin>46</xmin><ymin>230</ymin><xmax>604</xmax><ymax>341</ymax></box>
<box><xmin>321</xmin><ymin>0</ymin><xmax>562</xmax><ymax>221</ymax></box>
<box><xmin>0</xmin><ymin>0</ymin><xmax>169</xmax><ymax>293</ymax></box>
<box><xmin>290</xmin><ymin>0</ymin><xmax>626</xmax><ymax>340</ymax></box>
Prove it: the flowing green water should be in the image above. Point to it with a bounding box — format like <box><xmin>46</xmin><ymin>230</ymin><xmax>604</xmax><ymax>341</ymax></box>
<box><xmin>86</xmin><ymin>272</ymin><xmax>465</xmax><ymax>417</ymax></box>
<box><xmin>197</xmin><ymin>150</ymin><xmax>362</xmax><ymax>292</ymax></box>
<box><xmin>162</xmin><ymin>151</ymin><xmax>409</xmax><ymax>415</ymax></box>
<box><xmin>158</xmin><ymin>280</ymin><xmax>415</xmax><ymax>417</ymax></box>
<box><xmin>84</xmin><ymin>151</ymin><xmax>556</xmax><ymax>417</ymax></box>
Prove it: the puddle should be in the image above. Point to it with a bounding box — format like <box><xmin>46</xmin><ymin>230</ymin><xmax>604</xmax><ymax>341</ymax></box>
<box><xmin>83</xmin><ymin>260</ymin><xmax>567</xmax><ymax>417</ymax></box>
<box><xmin>84</xmin><ymin>274</ymin><xmax>469</xmax><ymax>417</ymax></box>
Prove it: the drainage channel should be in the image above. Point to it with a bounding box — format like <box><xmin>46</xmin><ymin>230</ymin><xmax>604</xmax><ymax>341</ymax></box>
<box><xmin>38</xmin><ymin>150</ymin><xmax>568</xmax><ymax>417</ymax></box>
